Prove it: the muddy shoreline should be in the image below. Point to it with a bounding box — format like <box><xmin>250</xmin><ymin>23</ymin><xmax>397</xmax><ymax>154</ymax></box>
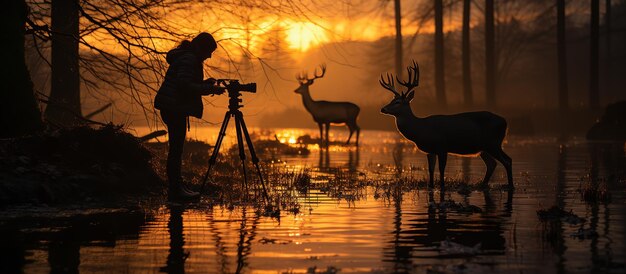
<box><xmin>0</xmin><ymin>125</ymin><xmax>165</xmax><ymax>207</ymax></box>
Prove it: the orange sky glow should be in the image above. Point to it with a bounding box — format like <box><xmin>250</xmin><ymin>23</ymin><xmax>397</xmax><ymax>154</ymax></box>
<box><xmin>80</xmin><ymin>0</ymin><xmax>468</xmax><ymax>59</ymax></box>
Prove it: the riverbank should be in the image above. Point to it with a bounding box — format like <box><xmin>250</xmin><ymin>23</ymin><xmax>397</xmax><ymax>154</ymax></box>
<box><xmin>0</xmin><ymin>125</ymin><xmax>163</xmax><ymax>206</ymax></box>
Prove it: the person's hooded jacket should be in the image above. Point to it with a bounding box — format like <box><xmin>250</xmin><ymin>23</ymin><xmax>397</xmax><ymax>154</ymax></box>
<box><xmin>154</xmin><ymin>48</ymin><xmax>213</xmax><ymax>118</ymax></box>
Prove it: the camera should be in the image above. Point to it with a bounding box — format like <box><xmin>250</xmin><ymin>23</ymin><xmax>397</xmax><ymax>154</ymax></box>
<box><xmin>217</xmin><ymin>79</ymin><xmax>256</xmax><ymax>94</ymax></box>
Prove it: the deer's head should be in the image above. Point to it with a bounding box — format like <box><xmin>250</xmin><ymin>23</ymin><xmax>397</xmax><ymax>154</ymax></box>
<box><xmin>295</xmin><ymin>64</ymin><xmax>326</xmax><ymax>94</ymax></box>
<box><xmin>379</xmin><ymin>61</ymin><xmax>419</xmax><ymax>117</ymax></box>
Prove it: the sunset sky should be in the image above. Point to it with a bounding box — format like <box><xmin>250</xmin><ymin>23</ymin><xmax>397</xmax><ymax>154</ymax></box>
<box><xmin>25</xmin><ymin>0</ymin><xmax>623</xmax><ymax>128</ymax></box>
<box><xmin>78</xmin><ymin>0</ymin><xmax>462</xmax><ymax>58</ymax></box>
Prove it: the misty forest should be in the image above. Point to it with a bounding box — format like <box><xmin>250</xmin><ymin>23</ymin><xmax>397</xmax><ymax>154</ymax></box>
<box><xmin>1</xmin><ymin>0</ymin><xmax>625</xmax><ymax>273</ymax></box>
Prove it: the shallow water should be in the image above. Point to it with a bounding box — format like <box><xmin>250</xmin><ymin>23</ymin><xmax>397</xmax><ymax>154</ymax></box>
<box><xmin>2</xmin><ymin>128</ymin><xmax>625</xmax><ymax>273</ymax></box>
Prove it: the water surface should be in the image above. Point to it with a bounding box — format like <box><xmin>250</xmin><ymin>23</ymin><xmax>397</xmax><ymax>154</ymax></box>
<box><xmin>2</xmin><ymin>128</ymin><xmax>625</xmax><ymax>273</ymax></box>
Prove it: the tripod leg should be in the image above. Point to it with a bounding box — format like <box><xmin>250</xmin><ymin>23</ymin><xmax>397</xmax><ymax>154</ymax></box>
<box><xmin>200</xmin><ymin>112</ymin><xmax>231</xmax><ymax>193</ymax></box>
<box><xmin>234</xmin><ymin>113</ymin><xmax>249</xmax><ymax>196</ymax></box>
<box><xmin>238</xmin><ymin>114</ymin><xmax>270</xmax><ymax>202</ymax></box>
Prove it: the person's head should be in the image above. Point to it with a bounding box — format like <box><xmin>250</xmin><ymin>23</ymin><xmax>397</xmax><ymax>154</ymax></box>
<box><xmin>178</xmin><ymin>32</ymin><xmax>217</xmax><ymax>60</ymax></box>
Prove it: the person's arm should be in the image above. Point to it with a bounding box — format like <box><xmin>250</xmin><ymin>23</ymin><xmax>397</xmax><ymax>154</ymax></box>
<box><xmin>200</xmin><ymin>78</ymin><xmax>226</xmax><ymax>95</ymax></box>
<box><xmin>175</xmin><ymin>54</ymin><xmax>211</xmax><ymax>95</ymax></box>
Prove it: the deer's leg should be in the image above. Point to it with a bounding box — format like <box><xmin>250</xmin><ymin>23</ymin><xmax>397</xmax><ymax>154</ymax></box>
<box><xmin>479</xmin><ymin>152</ymin><xmax>497</xmax><ymax>187</ymax></box>
<box><xmin>325</xmin><ymin>123</ymin><xmax>330</xmax><ymax>147</ymax></box>
<box><xmin>438</xmin><ymin>153</ymin><xmax>447</xmax><ymax>192</ymax></box>
<box><xmin>318</xmin><ymin>123</ymin><xmax>324</xmax><ymax>146</ymax></box>
<box><xmin>492</xmin><ymin>149</ymin><xmax>514</xmax><ymax>188</ymax></box>
<box><xmin>355</xmin><ymin>126</ymin><xmax>360</xmax><ymax>146</ymax></box>
<box><xmin>346</xmin><ymin>122</ymin><xmax>359</xmax><ymax>145</ymax></box>
<box><xmin>346</xmin><ymin>124</ymin><xmax>354</xmax><ymax>145</ymax></box>
<box><xmin>427</xmin><ymin>154</ymin><xmax>436</xmax><ymax>187</ymax></box>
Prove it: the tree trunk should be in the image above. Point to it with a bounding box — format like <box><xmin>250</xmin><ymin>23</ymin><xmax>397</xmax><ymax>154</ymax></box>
<box><xmin>605</xmin><ymin>0</ymin><xmax>611</xmax><ymax>101</ymax></box>
<box><xmin>606</xmin><ymin>0</ymin><xmax>611</xmax><ymax>56</ymax></box>
<box><xmin>462</xmin><ymin>0</ymin><xmax>473</xmax><ymax>107</ymax></box>
<box><xmin>589</xmin><ymin>0</ymin><xmax>600</xmax><ymax>109</ymax></box>
<box><xmin>0</xmin><ymin>0</ymin><xmax>43</xmax><ymax>137</ymax></box>
<box><xmin>45</xmin><ymin>0</ymin><xmax>81</xmax><ymax>126</ymax></box>
<box><xmin>434</xmin><ymin>0</ymin><xmax>446</xmax><ymax>108</ymax></box>
<box><xmin>557</xmin><ymin>0</ymin><xmax>568</xmax><ymax>114</ymax></box>
<box><xmin>394</xmin><ymin>0</ymin><xmax>403</xmax><ymax>77</ymax></box>
<box><xmin>485</xmin><ymin>0</ymin><xmax>496</xmax><ymax>109</ymax></box>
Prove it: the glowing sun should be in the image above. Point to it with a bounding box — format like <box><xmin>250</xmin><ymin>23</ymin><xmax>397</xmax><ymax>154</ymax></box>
<box><xmin>284</xmin><ymin>21</ymin><xmax>327</xmax><ymax>52</ymax></box>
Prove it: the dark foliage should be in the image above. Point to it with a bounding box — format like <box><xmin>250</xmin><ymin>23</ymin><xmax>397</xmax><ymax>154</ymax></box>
<box><xmin>0</xmin><ymin>125</ymin><xmax>162</xmax><ymax>206</ymax></box>
<box><xmin>11</xmin><ymin>124</ymin><xmax>152</xmax><ymax>171</ymax></box>
<box><xmin>586</xmin><ymin>101</ymin><xmax>626</xmax><ymax>140</ymax></box>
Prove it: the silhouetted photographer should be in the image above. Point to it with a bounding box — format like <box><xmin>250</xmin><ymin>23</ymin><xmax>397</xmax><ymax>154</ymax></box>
<box><xmin>154</xmin><ymin>32</ymin><xmax>225</xmax><ymax>201</ymax></box>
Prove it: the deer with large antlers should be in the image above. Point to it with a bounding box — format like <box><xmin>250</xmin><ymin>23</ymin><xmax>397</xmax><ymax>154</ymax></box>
<box><xmin>379</xmin><ymin>61</ymin><xmax>513</xmax><ymax>191</ymax></box>
<box><xmin>295</xmin><ymin>64</ymin><xmax>360</xmax><ymax>146</ymax></box>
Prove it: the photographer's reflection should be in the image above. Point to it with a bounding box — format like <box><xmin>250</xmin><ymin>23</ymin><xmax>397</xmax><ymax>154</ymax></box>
<box><xmin>318</xmin><ymin>146</ymin><xmax>360</xmax><ymax>172</ymax></box>
<box><xmin>160</xmin><ymin>205</ymin><xmax>187</xmax><ymax>274</ymax></box>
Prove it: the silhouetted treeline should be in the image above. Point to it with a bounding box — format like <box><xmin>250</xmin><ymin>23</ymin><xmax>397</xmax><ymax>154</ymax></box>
<box><xmin>16</xmin><ymin>0</ymin><xmax>626</xmax><ymax>132</ymax></box>
<box><xmin>366</xmin><ymin>2</ymin><xmax>626</xmax><ymax>110</ymax></box>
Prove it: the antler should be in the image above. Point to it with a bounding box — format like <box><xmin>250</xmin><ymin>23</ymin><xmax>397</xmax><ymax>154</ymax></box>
<box><xmin>313</xmin><ymin>64</ymin><xmax>326</xmax><ymax>80</ymax></box>
<box><xmin>296</xmin><ymin>64</ymin><xmax>327</xmax><ymax>84</ymax></box>
<box><xmin>396</xmin><ymin>60</ymin><xmax>420</xmax><ymax>93</ymax></box>
<box><xmin>296</xmin><ymin>72</ymin><xmax>309</xmax><ymax>84</ymax></box>
<box><xmin>379</xmin><ymin>73</ymin><xmax>400</xmax><ymax>97</ymax></box>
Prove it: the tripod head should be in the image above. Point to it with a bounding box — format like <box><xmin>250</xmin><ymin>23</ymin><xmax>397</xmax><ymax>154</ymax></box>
<box><xmin>217</xmin><ymin>79</ymin><xmax>256</xmax><ymax>94</ymax></box>
<box><xmin>215</xmin><ymin>79</ymin><xmax>257</xmax><ymax>111</ymax></box>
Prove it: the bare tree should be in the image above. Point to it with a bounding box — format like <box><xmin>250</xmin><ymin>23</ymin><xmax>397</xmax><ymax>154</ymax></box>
<box><xmin>394</xmin><ymin>0</ymin><xmax>403</xmax><ymax>76</ymax></box>
<box><xmin>434</xmin><ymin>0</ymin><xmax>446</xmax><ymax>108</ymax></box>
<box><xmin>1</xmin><ymin>0</ymin><xmax>42</xmax><ymax>137</ymax></box>
<box><xmin>557</xmin><ymin>0</ymin><xmax>568</xmax><ymax>114</ymax></box>
<box><xmin>606</xmin><ymin>0</ymin><xmax>611</xmax><ymax>56</ymax></box>
<box><xmin>26</xmin><ymin>0</ymin><xmax>193</xmax><ymax>127</ymax></box>
<box><xmin>462</xmin><ymin>0</ymin><xmax>473</xmax><ymax>107</ymax></box>
<box><xmin>45</xmin><ymin>0</ymin><xmax>80</xmax><ymax>126</ymax></box>
<box><xmin>590</xmin><ymin>0</ymin><xmax>600</xmax><ymax>109</ymax></box>
<box><xmin>25</xmin><ymin>0</ymin><xmax>323</xmax><ymax>128</ymax></box>
<box><xmin>485</xmin><ymin>0</ymin><xmax>496</xmax><ymax>109</ymax></box>
<box><xmin>472</xmin><ymin>0</ymin><xmax>555</xmax><ymax>108</ymax></box>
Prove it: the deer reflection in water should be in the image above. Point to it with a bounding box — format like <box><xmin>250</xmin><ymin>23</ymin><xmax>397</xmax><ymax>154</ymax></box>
<box><xmin>382</xmin><ymin>137</ymin><xmax>514</xmax><ymax>272</ymax></box>
<box><xmin>587</xmin><ymin>141</ymin><xmax>625</xmax><ymax>272</ymax></box>
<box><xmin>384</xmin><ymin>188</ymin><xmax>512</xmax><ymax>273</ymax></box>
<box><xmin>317</xmin><ymin>146</ymin><xmax>360</xmax><ymax>173</ymax></box>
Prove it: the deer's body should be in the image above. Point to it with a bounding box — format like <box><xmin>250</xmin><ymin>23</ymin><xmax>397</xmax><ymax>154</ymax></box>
<box><xmin>394</xmin><ymin>111</ymin><xmax>507</xmax><ymax>155</ymax></box>
<box><xmin>380</xmin><ymin>61</ymin><xmax>513</xmax><ymax>191</ymax></box>
<box><xmin>295</xmin><ymin>65</ymin><xmax>360</xmax><ymax>146</ymax></box>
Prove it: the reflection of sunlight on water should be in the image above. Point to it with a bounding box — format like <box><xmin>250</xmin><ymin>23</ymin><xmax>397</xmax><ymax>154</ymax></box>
<box><xmin>274</xmin><ymin>129</ymin><xmax>304</xmax><ymax>144</ymax></box>
<box><xmin>133</xmin><ymin>126</ymin><xmax>408</xmax><ymax>147</ymax></box>
<box><xmin>16</xmin><ymin>127</ymin><xmax>622</xmax><ymax>272</ymax></box>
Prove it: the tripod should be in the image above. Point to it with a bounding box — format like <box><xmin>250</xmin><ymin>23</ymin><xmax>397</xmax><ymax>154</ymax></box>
<box><xmin>200</xmin><ymin>90</ymin><xmax>269</xmax><ymax>202</ymax></box>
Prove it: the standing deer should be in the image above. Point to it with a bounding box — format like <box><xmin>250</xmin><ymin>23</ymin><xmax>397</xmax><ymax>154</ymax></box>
<box><xmin>379</xmin><ymin>61</ymin><xmax>513</xmax><ymax>191</ymax></box>
<box><xmin>295</xmin><ymin>64</ymin><xmax>360</xmax><ymax>146</ymax></box>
